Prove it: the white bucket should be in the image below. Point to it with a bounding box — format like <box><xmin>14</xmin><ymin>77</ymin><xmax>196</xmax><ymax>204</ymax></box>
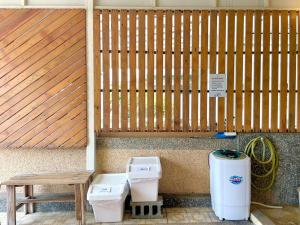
<box><xmin>87</xmin><ymin>173</ymin><xmax>129</xmax><ymax>222</ymax></box>
<box><xmin>126</xmin><ymin>157</ymin><xmax>162</xmax><ymax>202</ymax></box>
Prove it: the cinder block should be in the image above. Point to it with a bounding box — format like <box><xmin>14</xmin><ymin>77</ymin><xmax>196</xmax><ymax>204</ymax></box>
<box><xmin>130</xmin><ymin>196</ymin><xmax>163</xmax><ymax>219</ymax></box>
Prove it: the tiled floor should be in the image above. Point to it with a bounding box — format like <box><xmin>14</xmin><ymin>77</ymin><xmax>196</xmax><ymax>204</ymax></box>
<box><xmin>258</xmin><ymin>206</ymin><xmax>300</xmax><ymax>225</ymax></box>
<box><xmin>0</xmin><ymin>208</ymin><xmax>252</xmax><ymax>225</ymax></box>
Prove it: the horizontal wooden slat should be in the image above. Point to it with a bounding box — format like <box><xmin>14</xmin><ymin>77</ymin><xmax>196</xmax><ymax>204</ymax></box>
<box><xmin>98</xmin><ymin>132</ymin><xmax>217</xmax><ymax>138</ymax></box>
<box><xmin>17</xmin><ymin>193</ymin><xmax>75</xmax><ymax>204</ymax></box>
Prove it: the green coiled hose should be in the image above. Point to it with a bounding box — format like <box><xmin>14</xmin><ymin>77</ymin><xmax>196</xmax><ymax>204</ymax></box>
<box><xmin>244</xmin><ymin>136</ymin><xmax>279</xmax><ymax>191</ymax></box>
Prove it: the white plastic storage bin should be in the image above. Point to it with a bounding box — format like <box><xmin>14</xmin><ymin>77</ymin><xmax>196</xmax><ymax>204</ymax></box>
<box><xmin>126</xmin><ymin>157</ymin><xmax>162</xmax><ymax>202</ymax></box>
<box><xmin>87</xmin><ymin>173</ymin><xmax>129</xmax><ymax>223</ymax></box>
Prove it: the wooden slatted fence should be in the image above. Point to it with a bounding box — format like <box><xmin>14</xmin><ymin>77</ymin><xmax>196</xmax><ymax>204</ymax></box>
<box><xmin>94</xmin><ymin>9</ymin><xmax>300</xmax><ymax>134</ymax></box>
<box><xmin>0</xmin><ymin>9</ymin><xmax>87</xmax><ymax>148</ymax></box>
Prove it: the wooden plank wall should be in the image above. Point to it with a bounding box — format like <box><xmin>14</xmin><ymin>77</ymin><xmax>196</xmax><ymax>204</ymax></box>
<box><xmin>94</xmin><ymin>9</ymin><xmax>300</xmax><ymax>134</ymax></box>
<box><xmin>0</xmin><ymin>9</ymin><xmax>87</xmax><ymax>148</ymax></box>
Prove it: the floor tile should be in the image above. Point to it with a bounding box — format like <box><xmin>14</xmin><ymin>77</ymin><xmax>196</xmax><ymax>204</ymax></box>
<box><xmin>185</xmin><ymin>207</ymin><xmax>213</xmax><ymax>213</ymax></box>
<box><xmin>255</xmin><ymin>206</ymin><xmax>300</xmax><ymax>225</ymax></box>
<box><xmin>208</xmin><ymin>211</ymin><xmax>220</xmax><ymax>222</ymax></box>
<box><xmin>100</xmin><ymin>223</ymin><xmax>122</xmax><ymax>225</ymax></box>
<box><xmin>166</xmin><ymin>212</ymin><xmax>191</xmax><ymax>223</ymax></box>
<box><xmin>0</xmin><ymin>208</ymin><xmax>253</xmax><ymax>225</ymax></box>
<box><xmin>144</xmin><ymin>217</ymin><xmax>168</xmax><ymax>224</ymax></box>
<box><xmin>122</xmin><ymin>213</ymin><xmax>146</xmax><ymax>224</ymax></box>
<box><xmin>188</xmin><ymin>212</ymin><xmax>213</xmax><ymax>223</ymax></box>
<box><xmin>165</xmin><ymin>208</ymin><xmax>187</xmax><ymax>213</ymax></box>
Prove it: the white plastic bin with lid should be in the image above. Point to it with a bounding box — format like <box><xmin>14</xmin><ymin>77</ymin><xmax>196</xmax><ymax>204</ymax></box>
<box><xmin>126</xmin><ymin>156</ymin><xmax>162</xmax><ymax>202</ymax></box>
<box><xmin>87</xmin><ymin>173</ymin><xmax>129</xmax><ymax>222</ymax></box>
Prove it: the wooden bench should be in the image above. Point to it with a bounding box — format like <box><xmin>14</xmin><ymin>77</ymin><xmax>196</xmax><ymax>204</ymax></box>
<box><xmin>2</xmin><ymin>171</ymin><xmax>94</xmax><ymax>225</ymax></box>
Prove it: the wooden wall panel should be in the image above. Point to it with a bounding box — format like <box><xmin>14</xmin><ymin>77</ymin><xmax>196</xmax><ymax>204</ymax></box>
<box><xmin>271</xmin><ymin>11</ymin><xmax>279</xmax><ymax>132</ymax></box>
<box><xmin>235</xmin><ymin>10</ymin><xmax>244</xmax><ymax>132</ymax></box>
<box><xmin>200</xmin><ymin>10</ymin><xmax>208</xmax><ymax>131</ymax></box>
<box><xmin>129</xmin><ymin>10</ymin><xmax>137</xmax><ymax>130</ymax></box>
<box><xmin>95</xmin><ymin>9</ymin><xmax>300</xmax><ymax>134</ymax></box>
<box><xmin>261</xmin><ymin>11</ymin><xmax>270</xmax><ymax>132</ymax></box>
<box><xmin>0</xmin><ymin>9</ymin><xmax>87</xmax><ymax>148</ymax></box>
<box><xmin>138</xmin><ymin>10</ymin><xmax>146</xmax><ymax>131</ymax></box>
<box><xmin>191</xmin><ymin>10</ymin><xmax>199</xmax><ymax>131</ymax></box>
<box><xmin>209</xmin><ymin>11</ymin><xmax>217</xmax><ymax>131</ymax></box>
<box><xmin>102</xmin><ymin>10</ymin><xmax>110</xmax><ymax>131</ymax></box>
<box><xmin>244</xmin><ymin>11</ymin><xmax>253</xmax><ymax>132</ymax></box>
<box><xmin>147</xmin><ymin>11</ymin><xmax>155</xmax><ymax>131</ymax></box>
<box><xmin>226</xmin><ymin>10</ymin><xmax>235</xmax><ymax>131</ymax></box>
<box><xmin>156</xmin><ymin>11</ymin><xmax>164</xmax><ymax>130</ymax></box>
<box><xmin>111</xmin><ymin>10</ymin><xmax>119</xmax><ymax>131</ymax></box>
<box><xmin>253</xmin><ymin>11</ymin><xmax>262</xmax><ymax>132</ymax></box>
<box><xmin>182</xmin><ymin>11</ymin><xmax>190</xmax><ymax>132</ymax></box>
<box><xmin>165</xmin><ymin>11</ymin><xmax>172</xmax><ymax>131</ymax></box>
<box><xmin>173</xmin><ymin>11</ymin><xmax>181</xmax><ymax>131</ymax></box>
<box><xmin>94</xmin><ymin>10</ymin><xmax>101</xmax><ymax>135</ymax></box>
<box><xmin>217</xmin><ymin>11</ymin><xmax>226</xmax><ymax>132</ymax></box>
<box><xmin>120</xmin><ymin>10</ymin><xmax>128</xmax><ymax>131</ymax></box>
<box><xmin>289</xmin><ymin>11</ymin><xmax>297</xmax><ymax>132</ymax></box>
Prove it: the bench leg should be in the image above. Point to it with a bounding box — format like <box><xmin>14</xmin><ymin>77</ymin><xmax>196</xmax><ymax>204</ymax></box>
<box><xmin>7</xmin><ymin>185</ymin><xmax>16</xmax><ymax>225</ymax></box>
<box><xmin>80</xmin><ymin>184</ymin><xmax>86</xmax><ymax>225</ymax></box>
<box><xmin>24</xmin><ymin>185</ymin><xmax>34</xmax><ymax>214</ymax></box>
<box><xmin>75</xmin><ymin>184</ymin><xmax>85</xmax><ymax>225</ymax></box>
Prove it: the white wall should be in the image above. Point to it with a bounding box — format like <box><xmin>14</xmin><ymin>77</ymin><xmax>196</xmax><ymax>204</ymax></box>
<box><xmin>269</xmin><ymin>0</ymin><xmax>300</xmax><ymax>8</ymax></box>
<box><xmin>27</xmin><ymin>0</ymin><xmax>84</xmax><ymax>6</ymax></box>
<box><xmin>218</xmin><ymin>0</ymin><xmax>264</xmax><ymax>7</ymax></box>
<box><xmin>156</xmin><ymin>0</ymin><xmax>216</xmax><ymax>7</ymax></box>
<box><xmin>0</xmin><ymin>0</ymin><xmax>300</xmax><ymax>8</ymax></box>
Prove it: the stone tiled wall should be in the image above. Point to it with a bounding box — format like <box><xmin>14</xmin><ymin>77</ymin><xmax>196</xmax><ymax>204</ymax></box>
<box><xmin>97</xmin><ymin>134</ymin><xmax>300</xmax><ymax>205</ymax></box>
<box><xmin>96</xmin><ymin>137</ymin><xmax>237</xmax><ymax>194</ymax></box>
<box><xmin>238</xmin><ymin>133</ymin><xmax>300</xmax><ymax>205</ymax></box>
<box><xmin>0</xmin><ymin>149</ymin><xmax>86</xmax><ymax>193</ymax></box>
<box><xmin>0</xmin><ymin>134</ymin><xmax>299</xmax><ymax>206</ymax></box>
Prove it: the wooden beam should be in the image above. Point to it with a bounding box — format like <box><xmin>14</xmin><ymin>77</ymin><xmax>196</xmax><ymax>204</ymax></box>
<box><xmin>98</xmin><ymin>132</ymin><xmax>217</xmax><ymax>138</ymax></box>
<box><xmin>18</xmin><ymin>193</ymin><xmax>75</xmax><ymax>204</ymax></box>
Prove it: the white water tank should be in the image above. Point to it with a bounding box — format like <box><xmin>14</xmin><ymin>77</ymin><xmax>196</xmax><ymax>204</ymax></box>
<box><xmin>209</xmin><ymin>149</ymin><xmax>251</xmax><ymax>221</ymax></box>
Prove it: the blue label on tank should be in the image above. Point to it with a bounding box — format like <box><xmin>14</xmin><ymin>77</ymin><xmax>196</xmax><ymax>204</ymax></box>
<box><xmin>229</xmin><ymin>176</ymin><xmax>243</xmax><ymax>185</ymax></box>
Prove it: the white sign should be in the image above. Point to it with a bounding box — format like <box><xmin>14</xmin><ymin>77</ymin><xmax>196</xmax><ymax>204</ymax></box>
<box><xmin>209</xmin><ymin>74</ymin><xmax>227</xmax><ymax>97</ymax></box>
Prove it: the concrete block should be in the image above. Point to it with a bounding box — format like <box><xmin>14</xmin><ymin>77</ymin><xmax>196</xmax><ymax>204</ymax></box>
<box><xmin>130</xmin><ymin>196</ymin><xmax>163</xmax><ymax>219</ymax></box>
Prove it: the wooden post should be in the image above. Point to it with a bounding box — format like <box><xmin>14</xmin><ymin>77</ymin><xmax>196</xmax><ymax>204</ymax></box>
<box><xmin>80</xmin><ymin>184</ymin><xmax>86</xmax><ymax>225</ymax></box>
<box><xmin>24</xmin><ymin>185</ymin><xmax>34</xmax><ymax>214</ymax></box>
<box><xmin>7</xmin><ymin>185</ymin><xmax>16</xmax><ymax>225</ymax></box>
<box><xmin>75</xmin><ymin>184</ymin><xmax>82</xmax><ymax>225</ymax></box>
